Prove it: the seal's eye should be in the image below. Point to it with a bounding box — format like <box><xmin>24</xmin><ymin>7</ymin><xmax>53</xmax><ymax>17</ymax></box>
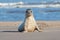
<box><xmin>31</xmin><ymin>11</ymin><xmax>32</xmax><ymax>13</ymax></box>
<box><xmin>26</xmin><ymin>11</ymin><xmax>28</xmax><ymax>13</ymax></box>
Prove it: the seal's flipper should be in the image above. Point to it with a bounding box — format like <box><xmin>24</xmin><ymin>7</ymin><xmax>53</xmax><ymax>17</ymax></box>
<box><xmin>35</xmin><ymin>25</ymin><xmax>43</xmax><ymax>32</ymax></box>
<box><xmin>18</xmin><ymin>29</ymin><xmax>24</xmax><ymax>32</ymax></box>
<box><xmin>18</xmin><ymin>23</ymin><xmax>24</xmax><ymax>32</ymax></box>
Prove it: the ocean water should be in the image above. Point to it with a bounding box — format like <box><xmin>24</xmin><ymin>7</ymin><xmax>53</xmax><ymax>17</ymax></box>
<box><xmin>0</xmin><ymin>0</ymin><xmax>60</xmax><ymax>21</ymax></box>
<box><xmin>0</xmin><ymin>0</ymin><xmax>60</xmax><ymax>3</ymax></box>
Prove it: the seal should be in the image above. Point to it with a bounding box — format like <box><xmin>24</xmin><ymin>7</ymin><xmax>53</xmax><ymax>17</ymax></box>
<box><xmin>18</xmin><ymin>9</ymin><xmax>42</xmax><ymax>32</ymax></box>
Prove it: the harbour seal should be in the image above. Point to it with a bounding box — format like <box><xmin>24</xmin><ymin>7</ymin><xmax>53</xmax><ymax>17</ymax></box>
<box><xmin>18</xmin><ymin>9</ymin><xmax>42</xmax><ymax>32</ymax></box>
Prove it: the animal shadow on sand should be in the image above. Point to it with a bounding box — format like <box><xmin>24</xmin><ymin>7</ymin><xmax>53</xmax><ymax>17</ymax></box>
<box><xmin>0</xmin><ymin>31</ymin><xmax>20</xmax><ymax>32</ymax></box>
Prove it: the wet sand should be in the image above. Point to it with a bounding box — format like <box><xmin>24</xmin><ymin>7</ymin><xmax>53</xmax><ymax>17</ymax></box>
<box><xmin>0</xmin><ymin>27</ymin><xmax>60</xmax><ymax>40</ymax></box>
<box><xmin>0</xmin><ymin>21</ymin><xmax>60</xmax><ymax>40</ymax></box>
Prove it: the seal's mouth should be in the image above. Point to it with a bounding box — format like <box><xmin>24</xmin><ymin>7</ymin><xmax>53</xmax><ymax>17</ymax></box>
<box><xmin>26</xmin><ymin>13</ymin><xmax>31</xmax><ymax>17</ymax></box>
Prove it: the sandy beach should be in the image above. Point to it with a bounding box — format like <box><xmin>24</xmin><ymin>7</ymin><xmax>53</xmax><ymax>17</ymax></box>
<box><xmin>0</xmin><ymin>21</ymin><xmax>60</xmax><ymax>40</ymax></box>
<box><xmin>0</xmin><ymin>21</ymin><xmax>60</xmax><ymax>30</ymax></box>
<box><xmin>0</xmin><ymin>21</ymin><xmax>60</xmax><ymax>29</ymax></box>
<box><xmin>0</xmin><ymin>21</ymin><xmax>60</xmax><ymax>27</ymax></box>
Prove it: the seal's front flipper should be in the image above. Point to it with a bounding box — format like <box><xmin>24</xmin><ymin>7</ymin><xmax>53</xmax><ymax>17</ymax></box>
<box><xmin>18</xmin><ymin>29</ymin><xmax>24</xmax><ymax>32</ymax></box>
<box><xmin>18</xmin><ymin>23</ymin><xmax>24</xmax><ymax>32</ymax></box>
<box><xmin>35</xmin><ymin>25</ymin><xmax>43</xmax><ymax>32</ymax></box>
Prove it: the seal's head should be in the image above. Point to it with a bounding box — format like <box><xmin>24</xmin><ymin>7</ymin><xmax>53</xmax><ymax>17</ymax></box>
<box><xmin>26</xmin><ymin>9</ymin><xmax>33</xmax><ymax>17</ymax></box>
